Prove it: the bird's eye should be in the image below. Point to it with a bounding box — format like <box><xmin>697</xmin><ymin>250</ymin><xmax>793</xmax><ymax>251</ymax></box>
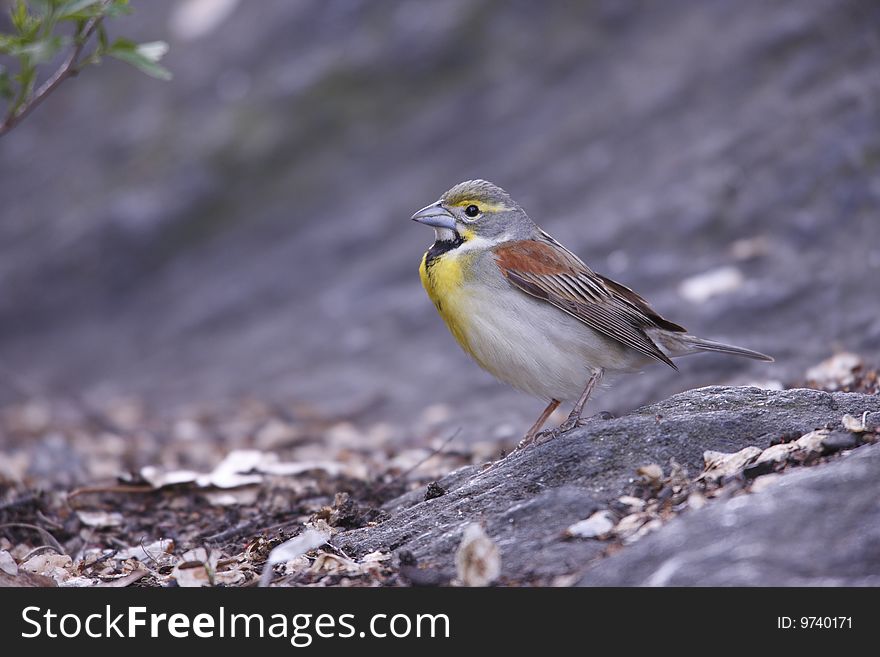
<box><xmin>464</xmin><ymin>204</ymin><xmax>480</xmax><ymax>218</ymax></box>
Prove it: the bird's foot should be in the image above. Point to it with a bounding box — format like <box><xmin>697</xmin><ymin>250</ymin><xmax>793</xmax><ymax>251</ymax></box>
<box><xmin>516</xmin><ymin>423</ymin><xmax>566</xmax><ymax>450</ymax></box>
<box><xmin>515</xmin><ymin>426</ymin><xmax>560</xmax><ymax>451</ymax></box>
<box><xmin>515</xmin><ymin>411</ymin><xmax>614</xmax><ymax>451</ymax></box>
<box><xmin>515</xmin><ymin>433</ymin><xmax>540</xmax><ymax>451</ymax></box>
<box><xmin>530</xmin><ymin>418</ymin><xmax>578</xmax><ymax>446</ymax></box>
<box><xmin>526</xmin><ymin>411</ymin><xmax>615</xmax><ymax>447</ymax></box>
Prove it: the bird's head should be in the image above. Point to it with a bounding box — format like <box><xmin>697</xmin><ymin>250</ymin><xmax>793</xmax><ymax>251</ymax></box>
<box><xmin>411</xmin><ymin>179</ymin><xmax>532</xmax><ymax>245</ymax></box>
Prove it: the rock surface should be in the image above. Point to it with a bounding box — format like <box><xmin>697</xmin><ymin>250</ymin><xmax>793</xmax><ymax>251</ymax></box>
<box><xmin>336</xmin><ymin>387</ymin><xmax>880</xmax><ymax>584</ymax></box>
<box><xmin>577</xmin><ymin>441</ymin><xmax>880</xmax><ymax>586</ymax></box>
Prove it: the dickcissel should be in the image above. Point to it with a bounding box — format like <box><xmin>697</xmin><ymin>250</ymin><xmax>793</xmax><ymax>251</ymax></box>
<box><xmin>412</xmin><ymin>180</ymin><xmax>773</xmax><ymax>447</ymax></box>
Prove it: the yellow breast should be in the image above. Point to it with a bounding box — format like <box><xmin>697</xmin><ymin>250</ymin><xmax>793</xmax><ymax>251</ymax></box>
<box><xmin>419</xmin><ymin>249</ymin><xmax>479</xmax><ymax>358</ymax></box>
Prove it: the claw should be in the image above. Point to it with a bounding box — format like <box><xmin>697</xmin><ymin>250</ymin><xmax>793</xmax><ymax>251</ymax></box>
<box><xmin>522</xmin><ymin>411</ymin><xmax>610</xmax><ymax>449</ymax></box>
<box><xmin>532</xmin><ymin>420</ymin><xmax>575</xmax><ymax>445</ymax></box>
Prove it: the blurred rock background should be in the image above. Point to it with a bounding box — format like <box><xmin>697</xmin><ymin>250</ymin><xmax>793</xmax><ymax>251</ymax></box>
<box><xmin>1</xmin><ymin>0</ymin><xmax>879</xmax><ymax>446</ymax></box>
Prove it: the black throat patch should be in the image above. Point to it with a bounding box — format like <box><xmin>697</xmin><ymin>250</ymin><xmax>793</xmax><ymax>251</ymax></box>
<box><xmin>424</xmin><ymin>233</ymin><xmax>464</xmax><ymax>267</ymax></box>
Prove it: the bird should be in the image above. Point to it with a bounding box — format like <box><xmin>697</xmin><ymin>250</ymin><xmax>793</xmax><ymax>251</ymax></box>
<box><xmin>411</xmin><ymin>179</ymin><xmax>773</xmax><ymax>448</ymax></box>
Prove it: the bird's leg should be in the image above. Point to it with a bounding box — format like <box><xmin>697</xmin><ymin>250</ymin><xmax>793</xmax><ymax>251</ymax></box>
<box><xmin>565</xmin><ymin>367</ymin><xmax>604</xmax><ymax>427</ymax></box>
<box><xmin>516</xmin><ymin>399</ymin><xmax>560</xmax><ymax>450</ymax></box>
<box><xmin>535</xmin><ymin>368</ymin><xmax>605</xmax><ymax>443</ymax></box>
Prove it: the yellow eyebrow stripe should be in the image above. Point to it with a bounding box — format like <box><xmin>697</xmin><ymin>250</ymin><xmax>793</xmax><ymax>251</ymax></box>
<box><xmin>448</xmin><ymin>199</ymin><xmax>512</xmax><ymax>213</ymax></box>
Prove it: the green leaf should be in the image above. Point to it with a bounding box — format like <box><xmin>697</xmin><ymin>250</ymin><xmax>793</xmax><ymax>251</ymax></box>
<box><xmin>104</xmin><ymin>0</ymin><xmax>132</xmax><ymax>18</ymax></box>
<box><xmin>14</xmin><ymin>63</ymin><xmax>36</xmax><ymax>88</ymax></box>
<box><xmin>11</xmin><ymin>1</ymin><xmax>30</xmax><ymax>32</ymax></box>
<box><xmin>10</xmin><ymin>1</ymin><xmax>41</xmax><ymax>39</ymax></box>
<box><xmin>19</xmin><ymin>35</ymin><xmax>67</xmax><ymax>63</ymax></box>
<box><xmin>0</xmin><ymin>66</ymin><xmax>14</xmax><ymax>101</ymax></box>
<box><xmin>97</xmin><ymin>23</ymin><xmax>108</xmax><ymax>51</ymax></box>
<box><xmin>136</xmin><ymin>41</ymin><xmax>169</xmax><ymax>62</ymax></box>
<box><xmin>58</xmin><ymin>0</ymin><xmax>104</xmax><ymax>18</ymax></box>
<box><xmin>12</xmin><ymin>62</ymin><xmax>37</xmax><ymax>113</ymax></box>
<box><xmin>0</xmin><ymin>35</ymin><xmax>16</xmax><ymax>55</ymax></box>
<box><xmin>107</xmin><ymin>39</ymin><xmax>172</xmax><ymax>80</ymax></box>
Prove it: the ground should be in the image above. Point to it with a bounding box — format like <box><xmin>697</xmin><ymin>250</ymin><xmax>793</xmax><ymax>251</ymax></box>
<box><xmin>1</xmin><ymin>356</ymin><xmax>877</xmax><ymax>587</ymax></box>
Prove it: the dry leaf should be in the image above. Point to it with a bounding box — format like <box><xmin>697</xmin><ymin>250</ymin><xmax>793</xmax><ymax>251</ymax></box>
<box><xmin>623</xmin><ymin>518</ymin><xmax>663</xmax><ymax>545</ymax></box>
<box><xmin>260</xmin><ymin>529</ymin><xmax>330</xmax><ymax>586</ymax></box>
<box><xmin>0</xmin><ymin>550</ymin><xmax>17</xmax><ymax>576</ymax></box>
<box><xmin>566</xmin><ymin>510</ymin><xmax>615</xmax><ymax>539</ymax></box>
<box><xmin>795</xmin><ymin>430</ymin><xmax>829</xmax><ymax>453</ymax></box>
<box><xmin>141</xmin><ymin>450</ymin><xmax>363</xmax><ymax>490</ymax></box>
<box><xmin>77</xmin><ymin>510</ymin><xmax>125</xmax><ymax>528</ymax></box>
<box><xmin>614</xmin><ymin>513</ymin><xmax>650</xmax><ymax>539</ymax></box>
<box><xmin>841</xmin><ymin>413</ymin><xmax>868</xmax><ymax>433</ymax></box>
<box><xmin>805</xmin><ymin>353</ymin><xmax>861</xmax><ymax>390</ymax></box>
<box><xmin>20</xmin><ymin>553</ymin><xmax>73</xmax><ymax>585</ymax></box>
<box><xmin>455</xmin><ymin>523</ymin><xmax>500</xmax><ymax>587</ymax></box>
<box><xmin>754</xmin><ymin>442</ymin><xmax>797</xmax><ymax>466</ymax></box>
<box><xmin>116</xmin><ymin>539</ymin><xmax>175</xmax><ymax>565</ymax></box>
<box><xmin>750</xmin><ymin>473</ymin><xmax>783</xmax><ymax>494</ymax></box>
<box><xmin>617</xmin><ymin>496</ymin><xmax>646</xmax><ymax>512</ymax></box>
<box><xmin>700</xmin><ymin>446</ymin><xmax>762</xmax><ymax>482</ymax></box>
<box><xmin>637</xmin><ymin>463</ymin><xmax>664</xmax><ymax>488</ymax></box>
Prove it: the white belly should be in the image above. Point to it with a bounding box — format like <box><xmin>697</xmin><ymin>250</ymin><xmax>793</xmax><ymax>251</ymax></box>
<box><xmin>454</xmin><ymin>282</ymin><xmax>646</xmax><ymax>401</ymax></box>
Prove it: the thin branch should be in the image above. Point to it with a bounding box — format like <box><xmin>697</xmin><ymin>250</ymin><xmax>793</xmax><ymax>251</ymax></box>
<box><xmin>96</xmin><ymin>569</ymin><xmax>148</xmax><ymax>587</ymax></box>
<box><xmin>67</xmin><ymin>484</ymin><xmax>154</xmax><ymax>504</ymax></box>
<box><xmin>21</xmin><ymin>544</ymin><xmax>65</xmax><ymax>561</ymax></box>
<box><xmin>374</xmin><ymin>428</ymin><xmax>461</xmax><ymax>496</ymax></box>
<box><xmin>0</xmin><ymin>11</ymin><xmax>105</xmax><ymax>137</ymax></box>
<box><xmin>0</xmin><ymin>522</ymin><xmax>66</xmax><ymax>555</ymax></box>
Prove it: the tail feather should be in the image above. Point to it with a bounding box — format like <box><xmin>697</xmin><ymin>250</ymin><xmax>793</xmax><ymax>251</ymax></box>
<box><xmin>678</xmin><ymin>335</ymin><xmax>774</xmax><ymax>362</ymax></box>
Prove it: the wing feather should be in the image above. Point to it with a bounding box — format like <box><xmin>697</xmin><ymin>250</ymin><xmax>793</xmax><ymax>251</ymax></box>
<box><xmin>494</xmin><ymin>239</ymin><xmax>678</xmax><ymax>369</ymax></box>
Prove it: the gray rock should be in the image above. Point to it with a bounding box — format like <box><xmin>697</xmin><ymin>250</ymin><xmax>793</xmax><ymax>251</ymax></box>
<box><xmin>576</xmin><ymin>441</ymin><xmax>880</xmax><ymax>586</ymax></box>
<box><xmin>335</xmin><ymin>387</ymin><xmax>880</xmax><ymax>583</ymax></box>
<box><xmin>820</xmin><ymin>431</ymin><xmax>859</xmax><ymax>454</ymax></box>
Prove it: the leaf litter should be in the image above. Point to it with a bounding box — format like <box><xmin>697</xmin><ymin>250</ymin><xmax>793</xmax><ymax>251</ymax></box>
<box><xmin>1</xmin><ymin>357</ymin><xmax>877</xmax><ymax>586</ymax></box>
<box><xmin>565</xmin><ymin>412</ymin><xmax>879</xmax><ymax>550</ymax></box>
<box><xmin>0</xmin><ymin>394</ymin><xmax>484</xmax><ymax>587</ymax></box>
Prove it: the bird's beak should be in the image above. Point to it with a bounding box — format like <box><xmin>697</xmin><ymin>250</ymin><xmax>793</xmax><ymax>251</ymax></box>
<box><xmin>411</xmin><ymin>201</ymin><xmax>456</xmax><ymax>231</ymax></box>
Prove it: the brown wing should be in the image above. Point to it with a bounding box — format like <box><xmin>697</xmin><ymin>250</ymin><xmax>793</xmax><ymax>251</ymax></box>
<box><xmin>493</xmin><ymin>237</ymin><xmax>680</xmax><ymax>369</ymax></box>
<box><xmin>595</xmin><ymin>274</ymin><xmax>687</xmax><ymax>333</ymax></box>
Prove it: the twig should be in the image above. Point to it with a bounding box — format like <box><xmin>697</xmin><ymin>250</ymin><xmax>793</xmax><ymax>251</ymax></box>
<box><xmin>0</xmin><ymin>522</ymin><xmax>66</xmax><ymax>555</ymax></box>
<box><xmin>35</xmin><ymin>510</ymin><xmax>64</xmax><ymax>531</ymax></box>
<box><xmin>83</xmin><ymin>549</ymin><xmax>118</xmax><ymax>569</ymax></box>
<box><xmin>245</xmin><ymin>517</ymin><xmax>309</xmax><ymax>539</ymax></box>
<box><xmin>97</xmin><ymin>569</ymin><xmax>148</xmax><ymax>588</ymax></box>
<box><xmin>205</xmin><ymin>516</ymin><xmax>311</xmax><ymax>544</ymax></box>
<box><xmin>21</xmin><ymin>544</ymin><xmax>65</xmax><ymax>561</ymax></box>
<box><xmin>323</xmin><ymin>542</ymin><xmax>354</xmax><ymax>561</ymax></box>
<box><xmin>68</xmin><ymin>484</ymin><xmax>154</xmax><ymax>499</ymax></box>
<box><xmin>374</xmin><ymin>428</ymin><xmax>461</xmax><ymax>495</ymax></box>
<box><xmin>0</xmin><ymin>8</ymin><xmax>106</xmax><ymax>137</ymax></box>
<box><xmin>202</xmin><ymin>519</ymin><xmax>262</xmax><ymax>544</ymax></box>
<box><xmin>137</xmin><ymin>536</ymin><xmax>172</xmax><ymax>568</ymax></box>
<box><xmin>0</xmin><ymin>492</ymin><xmax>40</xmax><ymax>513</ymax></box>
